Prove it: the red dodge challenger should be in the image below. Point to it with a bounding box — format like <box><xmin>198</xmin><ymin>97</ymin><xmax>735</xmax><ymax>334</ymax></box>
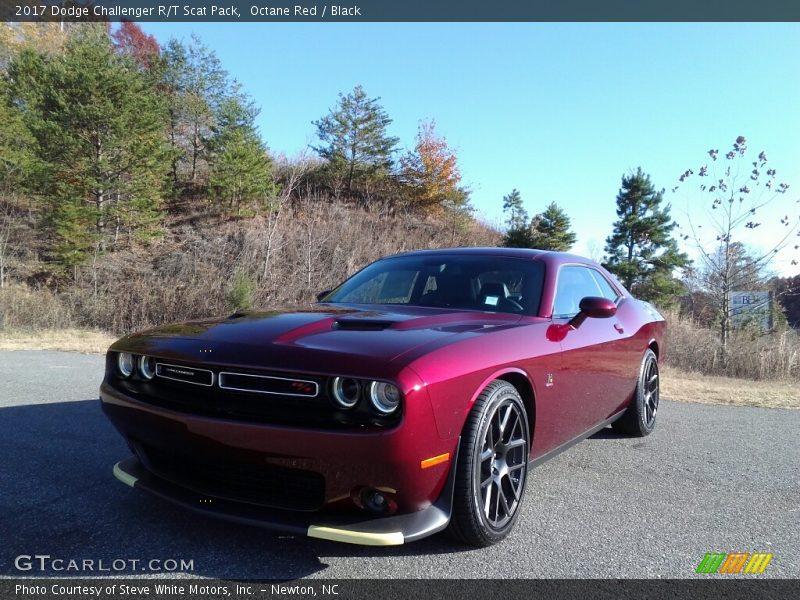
<box><xmin>101</xmin><ymin>247</ymin><xmax>665</xmax><ymax>547</ymax></box>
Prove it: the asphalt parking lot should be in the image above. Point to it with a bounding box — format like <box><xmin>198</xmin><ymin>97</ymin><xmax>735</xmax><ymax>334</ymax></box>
<box><xmin>0</xmin><ymin>350</ymin><xmax>797</xmax><ymax>579</ymax></box>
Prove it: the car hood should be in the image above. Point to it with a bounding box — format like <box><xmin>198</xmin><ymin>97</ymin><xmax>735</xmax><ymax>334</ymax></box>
<box><xmin>111</xmin><ymin>304</ymin><xmax>526</xmax><ymax>375</ymax></box>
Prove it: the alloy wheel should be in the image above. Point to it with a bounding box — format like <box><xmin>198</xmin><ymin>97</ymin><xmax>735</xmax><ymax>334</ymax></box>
<box><xmin>643</xmin><ymin>355</ymin><xmax>659</xmax><ymax>428</ymax></box>
<box><xmin>475</xmin><ymin>399</ymin><xmax>528</xmax><ymax>529</ymax></box>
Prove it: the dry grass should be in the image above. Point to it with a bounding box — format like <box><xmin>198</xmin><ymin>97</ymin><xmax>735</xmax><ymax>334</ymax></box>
<box><xmin>663</xmin><ymin>308</ymin><xmax>799</xmax><ymax>381</ymax></box>
<box><xmin>661</xmin><ymin>365</ymin><xmax>800</xmax><ymax>410</ymax></box>
<box><xmin>0</xmin><ymin>328</ymin><xmax>115</xmax><ymax>354</ymax></box>
<box><xmin>0</xmin><ymin>199</ymin><xmax>500</xmax><ymax>334</ymax></box>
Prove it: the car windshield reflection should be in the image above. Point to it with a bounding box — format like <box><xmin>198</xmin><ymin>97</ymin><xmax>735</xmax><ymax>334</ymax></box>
<box><xmin>322</xmin><ymin>255</ymin><xmax>545</xmax><ymax>316</ymax></box>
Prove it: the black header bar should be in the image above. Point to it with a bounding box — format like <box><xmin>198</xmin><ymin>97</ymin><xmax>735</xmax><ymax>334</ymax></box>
<box><xmin>3</xmin><ymin>579</ymin><xmax>800</xmax><ymax>600</ymax></box>
<box><xmin>2</xmin><ymin>0</ymin><xmax>800</xmax><ymax>22</ymax></box>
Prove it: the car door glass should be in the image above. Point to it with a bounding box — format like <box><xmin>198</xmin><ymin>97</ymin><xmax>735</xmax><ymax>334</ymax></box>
<box><xmin>588</xmin><ymin>269</ymin><xmax>619</xmax><ymax>301</ymax></box>
<box><xmin>553</xmin><ymin>266</ymin><xmax>604</xmax><ymax>317</ymax></box>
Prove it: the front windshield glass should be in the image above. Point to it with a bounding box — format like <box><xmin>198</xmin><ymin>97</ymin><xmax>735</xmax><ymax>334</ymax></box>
<box><xmin>322</xmin><ymin>255</ymin><xmax>544</xmax><ymax>316</ymax></box>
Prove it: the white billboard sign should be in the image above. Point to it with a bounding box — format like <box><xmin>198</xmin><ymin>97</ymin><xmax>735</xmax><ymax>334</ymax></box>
<box><xmin>730</xmin><ymin>291</ymin><xmax>772</xmax><ymax>330</ymax></box>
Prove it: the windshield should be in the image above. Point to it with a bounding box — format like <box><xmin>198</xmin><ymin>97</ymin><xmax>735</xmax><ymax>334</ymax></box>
<box><xmin>322</xmin><ymin>255</ymin><xmax>544</xmax><ymax>316</ymax></box>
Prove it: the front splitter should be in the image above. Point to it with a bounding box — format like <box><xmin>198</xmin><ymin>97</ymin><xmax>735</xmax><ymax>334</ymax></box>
<box><xmin>112</xmin><ymin>450</ymin><xmax>457</xmax><ymax>546</ymax></box>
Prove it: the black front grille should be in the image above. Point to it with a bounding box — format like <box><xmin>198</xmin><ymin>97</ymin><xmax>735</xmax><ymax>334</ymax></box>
<box><xmin>218</xmin><ymin>371</ymin><xmax>319</xmax><ymax>397</ymax></box>
<box><xmin>107</xmin><ymin>358</ymin><xmax>401</xmax><ymax>430</ymax></box>
<box><xmin>137</xmin><ymin>444</ymin><xmax>325</xmax><ymax>512</ymax></box>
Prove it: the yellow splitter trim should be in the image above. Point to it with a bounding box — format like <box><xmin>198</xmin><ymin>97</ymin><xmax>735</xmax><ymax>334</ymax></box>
<box><xmin>113</xmin><ymin>462</ymin><xmax>405</xmax><ymax>546</ymax></box>
<box><xmin>114</xmin><ymin>463</ymin><xmax>405</xmax><ymax>546</ymax></box>
<box><xmin>113</xmin><ymin>462</ymin><xmax>138</xmax><ymax>488</ymax></box>
<box><xmin>307</xmin><ymin>525</ymin><xmax>404</xmax><ymax>546</ymax></box>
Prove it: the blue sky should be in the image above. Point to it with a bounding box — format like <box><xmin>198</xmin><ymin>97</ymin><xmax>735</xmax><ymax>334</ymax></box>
<box><xmin>142</xmin><ymin>23</ymin><xmax>800</xmax><ymax>275</ymax></box>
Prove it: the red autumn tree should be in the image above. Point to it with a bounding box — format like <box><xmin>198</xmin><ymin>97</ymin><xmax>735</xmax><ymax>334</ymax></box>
<box><xmin>112</xmin><ymin>22</ymin><xmax>159</xmax><ymax>70</ymax></box>
<box><xmin>400</xmin><ymin>120</ymin><xmax>465</xmax><ymax>214</ymax></box>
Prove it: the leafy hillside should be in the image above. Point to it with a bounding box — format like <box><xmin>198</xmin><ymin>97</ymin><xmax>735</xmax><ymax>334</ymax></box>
<box><xmin>0</xmin><ymin>22</ymin><xmax>496</xmax><ymax>331</ymax></box>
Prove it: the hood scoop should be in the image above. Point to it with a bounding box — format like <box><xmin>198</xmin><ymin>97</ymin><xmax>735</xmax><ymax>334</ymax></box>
<box><xmin>332</xmin><ymin>317</ymin><xmax>397</xmax><ymax>331</ymax></box>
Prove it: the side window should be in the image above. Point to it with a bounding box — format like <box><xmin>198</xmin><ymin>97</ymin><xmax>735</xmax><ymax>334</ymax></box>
<box><xmin>588</xmin><ymin>269</ymin><xmax>620</xmax><ymax>301</ymax></box>
<box><xmin>553</xmin><ymin>266</ymin><xmax>605</xmax><ymax>317</ymax></box>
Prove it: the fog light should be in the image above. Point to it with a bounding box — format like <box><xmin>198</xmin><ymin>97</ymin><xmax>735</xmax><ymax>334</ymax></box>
<box><xmin>360</xmin><ymin>488</ymin><xmax>389</xmax><ymax>514</ymax></box>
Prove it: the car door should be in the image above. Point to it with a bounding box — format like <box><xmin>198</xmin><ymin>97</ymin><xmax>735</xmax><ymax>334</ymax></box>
<box><xmin>586</xmin><ymin>268</ymin><xmax>643</xmax><ymax>408</ymax></box>
<box><xmin>551</xmin><ymin>265</ymin><xmax>630</xmax><ymax>436</ymax></box>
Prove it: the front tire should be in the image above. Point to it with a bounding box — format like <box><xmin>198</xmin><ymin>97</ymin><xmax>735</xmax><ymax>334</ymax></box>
<box><xmin>448</xmin><ymin>380</ymin><xmax>530</xmax><ymax>547</ymax></box>
<box><xmin>613</xmin><ymin>349</ymin><xmax>659</xmax><ymax>437</ymax></box>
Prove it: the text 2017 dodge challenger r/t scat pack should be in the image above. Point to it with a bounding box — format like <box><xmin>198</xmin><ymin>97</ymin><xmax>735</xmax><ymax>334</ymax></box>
<box><xmin>101</xmin><ymin>248</ymin><xmax>665</xmax><ymax>547</ymax></box>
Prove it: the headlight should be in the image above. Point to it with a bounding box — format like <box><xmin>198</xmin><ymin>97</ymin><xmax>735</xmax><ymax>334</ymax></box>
<box><xmin>331</xmin><ymin>377</ymin><xmax>360</xmax><ymax>409</ymax></box>
<box><xmin>116</xmin><ymin>352</ymin><xmax>134</xmax><ymax>378</ymax></box>
<box><xmin>368</xmin><ymin>381</ymin><xmax>401</xmax><ymax>415</ymax></box>
<box><xmin>139</xmin><ymin>355</ymin><xmax>156</xmax><ymax>380</ymax></box>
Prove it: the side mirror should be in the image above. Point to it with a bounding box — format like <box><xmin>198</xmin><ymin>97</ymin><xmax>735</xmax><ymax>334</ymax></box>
<box><xmin>568</xmin><ymin>296</ymin><xmax>616</xmax><ymax>329</ymax></box>
<box><xmin>316</xmin><ymin>290</ymin><xmax>332</xmax><ymax>302</ymax></box>
<box><xmin>580</xmin><ymin>296</ymin><xmax>617</xmax><ymax>318</ymax></box>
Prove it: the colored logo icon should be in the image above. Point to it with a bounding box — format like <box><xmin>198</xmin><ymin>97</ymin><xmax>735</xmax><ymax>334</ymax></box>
<box><xmin>696</xmin><ymin>552</ymin><xmax>773</xmax><ymax>574</ymax></box>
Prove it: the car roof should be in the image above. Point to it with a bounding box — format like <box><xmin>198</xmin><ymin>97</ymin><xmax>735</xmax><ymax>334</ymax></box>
<box><xmin>389</xmin><ymin>246</ymin><xmax>600</xmax><ymax>268</ymax></box>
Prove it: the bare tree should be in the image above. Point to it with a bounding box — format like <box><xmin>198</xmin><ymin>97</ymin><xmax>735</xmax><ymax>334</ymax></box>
<box><xmin>586</xmin><ymin>239</ymin><xmax>603</xmax><ymax>263</ymax></box>
<box><xmin>262</xmin><ymin>153</ymin><xmax>314</xmax><ymax>284</ymax></box>
<box><xmin>299</xmin><ymin>202</ymin><xmax>331</xmax><ymax>293</ymax></box>
<box><xmin>674</xmin><ymin>136</ymin><xmax>799</xmax><ymax>351</ymax></box>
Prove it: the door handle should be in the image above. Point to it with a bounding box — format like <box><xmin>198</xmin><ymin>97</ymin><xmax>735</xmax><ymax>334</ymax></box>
<box><xmin>613</xmin><ymin>323</ymin><xmax>624</xmax><ymax>334</ymax></box>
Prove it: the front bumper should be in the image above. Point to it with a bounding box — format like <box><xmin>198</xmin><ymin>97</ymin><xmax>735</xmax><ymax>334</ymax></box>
<box><xmin>113</xmin><ymin>452</ymin><xmax>456</xmax><ymax>546</ymax></box>
<box><xmin>101</xmin><ymin>380</ymin><xmax>460</xmax><ymax>544</ymax></box>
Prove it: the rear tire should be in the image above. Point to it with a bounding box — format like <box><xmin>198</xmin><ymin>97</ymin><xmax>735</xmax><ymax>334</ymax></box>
<box><xmin>613</xmin><ymin>349</ymin><xmax>659</xmax><ymax>437</ymax></box>
<box><xmin>448</xmin><ymin>380</ymin><xmax>530</xmax><ymax>547</ymax></box>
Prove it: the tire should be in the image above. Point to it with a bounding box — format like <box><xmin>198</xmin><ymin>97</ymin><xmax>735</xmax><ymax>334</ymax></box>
<box><xmin>612</xmin><ymin>349</ymin><xmax>659</xmax><ymax>437</ymax></box>
<box><xmin>448</xmin><ymin>380</ymin><xmax>530</xmax><ymax>547</ymax></box>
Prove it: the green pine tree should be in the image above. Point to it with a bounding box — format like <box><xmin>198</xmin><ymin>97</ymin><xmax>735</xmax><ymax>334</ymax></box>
<box><xmin>208</xmin><ymin>96</ymin><xmax>275</xmax><ymax>215</ymax></box>
<box><xmin>501</xmin><ymin>188</ymin><xmax>535</xmax><ymax>248</ymax></box>
<box><xmin>0</xmin><ymin>77</ymin><xmax>38</xmax><ymax>192</ymax></box>
<box><xmin>160</xmin><ymin>35</ymin><xmax>232</xmax><ymax>186</ymax></box>
<box><xmin>603</xmin><ymin>168</ymin><xmax>689</xmax><ymax>305</ymax></box>
<box><xmin>502</xmin><ymin>189</ymin><xmax>527</xmax><ymax>229</ymax></box>
<box><xmin>312</xmin><ymin>85</ymin><xmax>399</xmax><ymax>195</ymax></box>
<box><xmin>7</xmin><ymin>28</ymin><xmax>170</xmax><ymax>269</ymax></box>
<box><xmin>529</xmin><ymin>202</ymin><xmax>576</xmax><ymax>251</ymax></box>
